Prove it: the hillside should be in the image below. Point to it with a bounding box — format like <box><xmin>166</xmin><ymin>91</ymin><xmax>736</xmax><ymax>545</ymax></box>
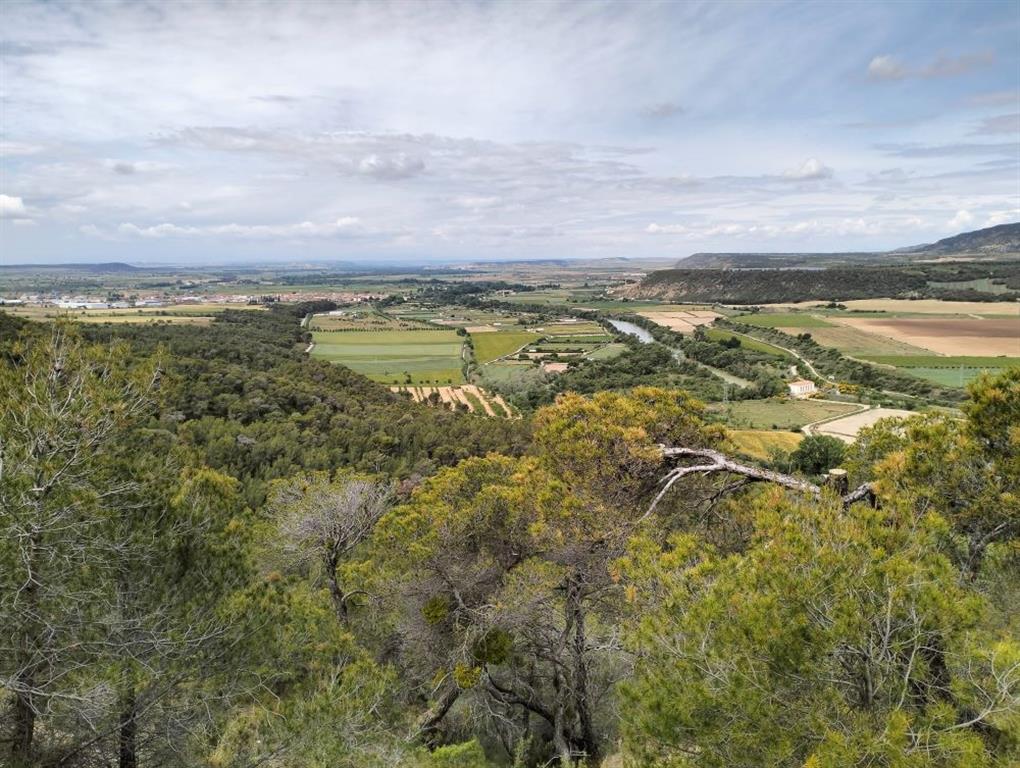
<box><xmin>679</xmin><ymin>222</ymin><xmax>1020</xmax><ymax>268</ymax></box>
<box><xmin>627</xmin><ymin>259</ymin><xmax>1020</xmax><ymax>303</ymax></box>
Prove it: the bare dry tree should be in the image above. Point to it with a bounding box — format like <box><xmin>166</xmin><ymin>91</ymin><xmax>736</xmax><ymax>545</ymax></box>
<box><xmin>271</xmin><ymin>474</ymin><xmax>392</xmax><ymax>625</ymax></box>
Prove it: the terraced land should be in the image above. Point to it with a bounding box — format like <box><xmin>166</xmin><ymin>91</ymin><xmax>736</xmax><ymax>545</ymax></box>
<box><xmin>390</xmin><ymin>384</ymin><xmax>515</xmax><ymax>418</ymax></box>
<box><xmin>311</xmin><ymin>329</ymin><xmax>464</xmax><ymax>384</ymax></box>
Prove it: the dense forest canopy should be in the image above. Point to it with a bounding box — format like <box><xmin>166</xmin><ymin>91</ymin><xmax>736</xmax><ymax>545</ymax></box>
<box><xmin>1</xmin><ymin>307</ymin><xmax>1018</xmax><ymax>767</ymax></box>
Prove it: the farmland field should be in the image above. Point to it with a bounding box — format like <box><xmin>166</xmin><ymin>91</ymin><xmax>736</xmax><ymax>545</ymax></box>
<box><xmin>310</xmin><ymin>310</ymin><xmax>428</xmax><ymax>331</ymax></box>
<box><xmin>311</xmin><ymin>329</ymin><xmax>464</xmax><ymax>384</ymax></box>
<box><xmin>1</xmin><ymin>303</ymin><xmax>260</xmax><ymax>324</ymax></box>
<box><xmin>637</xmin><ymin>310</ymin><xmax>720</xmax><ymax>333</ymax></box>
<box><xmin>859</xmin><ymin>355</ymin><xmax>1020</xmax><ymax>387</ymax></box>
<box><xmin>814</xmin><ymin>407</ymin><xmax>916</xmax><ymax>443</ymax></box>
<box><xmin>472</xmin><ymin>331</ymin><xmax>541</xmax><ymax>363</ymax></box>
<box><xmin>736</xmin><ymin>312</ymin><xmax>834</xmax><ymax>328</ymax></box>
<box><xmin>765</xmin><ymin>299</ymin><xmax>1019</xmax><ymax>316</ymax></box>
<box><xmin>713</xmin><ymin>399</ymin><xmax>863</xmax><ymax>430</ymax></box>
<box><xmin>793</xmin><ymin>325</ymin><xmax>934</xmax><ymax>356</ymax></box>
<box><xmin>726</xmin><ymin>429</ymin><xmax>803</xmax><ymax>460</ymax></box>
<box><xmin>584</xmin><ymin>342</ymin><xmax>628</xmax><ymax>360</ymax></box>
<box><xmin>705</xmin><ymin>328</ymin><xmax>793</xmax><ymax>358</ymax></box>
<box><xmin>833</xmin><ymin>317</ymin><xmax>1020</xmax><ymax>357</ymax></box>
<box><xmin>860</xmin><ymin>355</ymin><xmax>1019</xmax><ymax>368</ymax></box>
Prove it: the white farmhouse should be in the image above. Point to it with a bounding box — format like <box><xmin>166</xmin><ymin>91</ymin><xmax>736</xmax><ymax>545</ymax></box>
<box><xmin>788</xmin><ymin>378</ymin><xmax>817</xmax><ymax>398</ymax></box>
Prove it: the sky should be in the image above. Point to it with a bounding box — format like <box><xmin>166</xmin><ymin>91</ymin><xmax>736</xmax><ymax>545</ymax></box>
<box><xmin>1</xmin><ymin>0</ymin><xmax>1018</xmax><ymax>265</ymax></box>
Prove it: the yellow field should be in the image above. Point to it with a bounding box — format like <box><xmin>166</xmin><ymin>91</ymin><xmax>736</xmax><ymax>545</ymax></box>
<box><xmin>638</xmin><ymin>310</ymin><xmax>720</xmax><ymax>333</ymax></box>
<box><xmin>765</xmin><ymin>299</ymin><xmax>1019</xmax><ymax>316</ymax></box>
<box><xmin>726</xmin><ymin>429</ymin><xmax>803</xmax><ymax>460</ymax></box>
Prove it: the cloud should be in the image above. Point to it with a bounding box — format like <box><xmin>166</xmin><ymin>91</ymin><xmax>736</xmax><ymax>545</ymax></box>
<box><xmin>947</xmin><ymin>209</ymin><xmax>974</xmax><ymax>229</ymax></box>
<box><xmin>357</xmin><ymin>153</ymin><xmax>426</xmax><ymax>180</ymax></box>
<box><xmin>868</xmin><ymin>51</ymin><xmax>993</xmax><ymax>81</ymax></box>
<box><xmin>104</xmin><ymin>217</ymin><xmax>363</xmax><ymax>240</ymax></box>
<box><xmin>867</xmin><ymin>55</ymin><xmax>906</xmax><ymax>81</ymax></box>
<box><xmin>876</xmin><ymin>141</ymin><xmax>1018</xmax><ymax>158</ymax></box>
<box><xmin>966</xmin><ymin>90</ymin><xmax>1019</xmax><ymax>108</ymax></box>
<box><xmin>985</xmin><ymin>208</ymin><xmax>1020</xmax><ymax>227</ymax></box>
<box><xmin>103</xmin><ymin>159</ymin><xmax>173</xmax><ymax>175</ymax></box>
<box><xmin>970</xmin><ymin>113</ymin><xmax>1020</xmax><ymax>136</ymax></box>
<box><xmin>0</xmin><ymin>141</ymin><xmax>44</xmax><ymax>157</ymax></box>
<box><xmin>783</xmin><ymin>158</ymin><xmax>833</xmax><ymax>180</ymax></box>
<box><xmin>646</xmin><ymin>223</ymin><xmax>687</xmax><ymax>234</ymax></box>
<box><xmin>0</xmin><ymin>194</ymin><xmax>28</xmax><ymax>218</ymax></box>
<box><xmin>642</xmin><ymin>102</ymin><xmax>684</xmax><ymax>119</ymax></box>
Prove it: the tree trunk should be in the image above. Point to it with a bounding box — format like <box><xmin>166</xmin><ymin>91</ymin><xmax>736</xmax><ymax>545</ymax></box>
<box><xmin>11</xmin><ymin>669</ymin><xmax>36</xmax><ymax>768</ymax></box>
<box><xmin>552</xmin><ymin>670</ymin><xmax>572</xmax><ymax>767</ymax></box>
<box><xmin>567</xmin><ymin>579</ymin><xmax>599</xmax><ymax>766</ymax></box>
<box><xmin>410</xmin><ymin>683</ymin><xmax>460</xmax><ymax>746</ymax></box>
<box><xmin>11</xmin><ymin>529</ymin><xmax>41</xmax><ymax>768</ymax></box>
<box><xmin>118</xmin><ymin>687</ymin><xmax>138</xmax><ymax>768</ymax></box>
<box><xmin>324</xmin><ymin>552</ymin><xmax>348</xmax><ymax>625</ymax></box>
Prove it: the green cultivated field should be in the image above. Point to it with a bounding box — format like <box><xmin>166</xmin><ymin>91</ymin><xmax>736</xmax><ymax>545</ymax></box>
<box><xmin>715</xmin><ymin>399</ymin><xmax>861</xmax><ymax>430</ymax></box>
<box><xmin>737</xmin><ymin>313</ymin><xmax>834</xmax><ymax>328</ymax></box>
<box><xmin>860</xmin><ymin>355</ymin><xmax>1020</xmax><ymax>388</ymax></box>
<box><xmin>472</xmin><ymin>331</ymin><xmax>541</xmax><ymax>363</ymax></box>
<box><xmin>311</xmin><ymin>329</ymin><xmax>464</xmax><ymax>384</ymax></box>
<box><xmin>705</xmin><ymin>328</ymin><xmax>793</xmax><ymax>358</ymax></box>
<box><xmin>860</xmin><ymin>355</ymin><xmax>1020</xmax><ymax>368</ymax></box>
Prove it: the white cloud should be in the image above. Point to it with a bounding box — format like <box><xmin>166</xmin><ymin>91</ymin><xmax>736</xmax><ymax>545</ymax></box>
<box><xmin>104</xmin><ymin>159</ymin><xmax>173</xmax><ymax>175</ymax></box>
<box><xmin>646</xmin><ymin>223</ymin><xmax>687</xmax><ymax>235</ymax></box>
<box><xmin>868</xmin><ymin>51</ymin><xmax>994</xmax><ymax>82</ymax></box>
<box><xmin>867</xmin><ymin>55</ymin><xmax>906</xmax><ymax>81</ymax></box>
<box><xmin>110</xmin><ymin>217</ymin><xmax>363</xmax><ymax>240</ymax></box>
<box><xmin>947</xmin><ymin>209</ymin><xmax>974</xmax><ymax>229</ymax></box>
<box><xmin>357</xmin><ymin>153</ymin><xmax>426</xmax><ymax>180</ymax></box>
<box><xmin>970</xmin><ymin>113</ymin><xmax>1020</xmax><ymax>136</ymax></box>
<box><xmin>783</xmin><ymin>158</ymin><xmax>833</xmax><ymax>180</ymax></box>
<box><xmin>0</xmin><ymin>141</ymin><xmax>44</xmax><ymax>157</ymax></box>
<box><xmin>0</xmin><ymin>194</ymin><xmax>28</xmax><ymax>218</ymax></box>
<box><xmin>984</xmin><ymin>208</ymin><xmax>1020</xmax><ymax>227</ymax></box>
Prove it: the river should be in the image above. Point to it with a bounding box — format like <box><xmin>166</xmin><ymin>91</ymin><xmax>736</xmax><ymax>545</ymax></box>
<box><xmin>607</xmin><ymin>318</ymin><xmax>751</xmax><ymax>388</ymax></box>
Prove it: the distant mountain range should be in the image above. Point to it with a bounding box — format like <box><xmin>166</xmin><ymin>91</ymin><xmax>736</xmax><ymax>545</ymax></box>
<box><xmin>0</xmin><ymin>261</ymin><xmax>142</xmax><ymax>273</ymax></box>
<box><xmin>678</xmin><ymin>223</ymin><xmax>1020</xmax><ymax>268</ymax></box>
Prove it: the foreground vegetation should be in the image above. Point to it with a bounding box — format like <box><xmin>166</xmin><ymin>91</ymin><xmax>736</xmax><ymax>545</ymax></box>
<box><xmin>1</xmin><ymin>304</ymin><xmax>1018</xmax><ymax>767</ymax></box>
